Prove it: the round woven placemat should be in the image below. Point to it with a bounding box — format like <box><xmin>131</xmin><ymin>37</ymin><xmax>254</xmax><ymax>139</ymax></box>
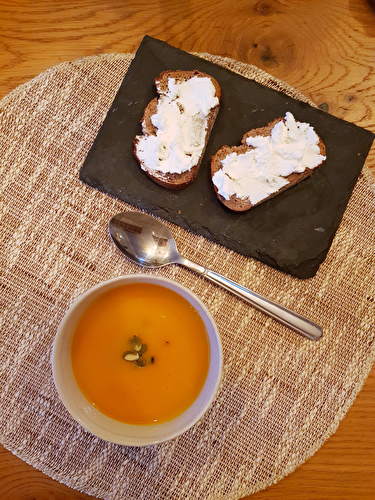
<box><xmin>0</xmin><ymin>53</ymin><xmax>374</xmax><ymax>500</ymax></box>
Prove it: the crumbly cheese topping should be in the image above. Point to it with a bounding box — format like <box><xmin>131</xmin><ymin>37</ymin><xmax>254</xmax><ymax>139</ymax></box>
<box><xmin>212</xmin><ymin>112</ymin><xmax>326</xmax><ymax>205</ymax></box>
<box><xmin>135</xmin><ymin>76</ymin><xmax>219</xmax><ymax>174</ymax></box>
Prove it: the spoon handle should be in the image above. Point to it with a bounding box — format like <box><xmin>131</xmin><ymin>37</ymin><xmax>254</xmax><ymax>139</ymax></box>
<box><xmin>178</xmin><ymin>257</ymin><xmax>322</xmax><ymax>341</ymax></box>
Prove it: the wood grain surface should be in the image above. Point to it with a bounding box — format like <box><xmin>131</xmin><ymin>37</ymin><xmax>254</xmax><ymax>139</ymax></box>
<box><xmin>0</xmin><ymin>1</ymin><xmax>374</xmax><ymax>499</ymax></box>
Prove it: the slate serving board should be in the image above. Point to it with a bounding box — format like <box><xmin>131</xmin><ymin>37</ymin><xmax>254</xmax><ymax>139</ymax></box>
<box><xmin>79</xmin><ymin>36</ymin><xmax>374</xmax><ymax>279</ymax></box>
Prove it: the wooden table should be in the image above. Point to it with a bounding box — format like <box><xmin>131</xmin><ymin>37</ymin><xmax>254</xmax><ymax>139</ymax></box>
<box><xmin>0</xmin><ymin>1</ymin><xmax>374</xmax><ymax>499</ymax></box>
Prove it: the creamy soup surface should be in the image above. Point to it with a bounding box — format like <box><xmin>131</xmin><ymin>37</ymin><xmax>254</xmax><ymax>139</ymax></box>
<box><xmin>71</xmin><ymin>283</ymin><xmax>210</xmax><ymax>424</ymax></box>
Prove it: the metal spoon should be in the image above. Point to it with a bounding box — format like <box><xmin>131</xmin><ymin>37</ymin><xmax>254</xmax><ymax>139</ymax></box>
<box><xmin>109</xmin><ymin>212</ymin><xmax>322</xmax><ymax>341</ymax></box>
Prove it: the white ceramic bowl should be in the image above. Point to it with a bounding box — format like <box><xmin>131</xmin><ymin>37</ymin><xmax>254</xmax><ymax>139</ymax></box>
<box><xmin>52</xmin><ymin>275</ymin><xmax>222</xmax><ymax>446</ymax></box>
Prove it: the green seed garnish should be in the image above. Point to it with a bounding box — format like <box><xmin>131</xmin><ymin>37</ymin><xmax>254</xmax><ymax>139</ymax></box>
<box><xmin>139</xmin><ymin>343</ymin><xmax>147</xmax><ymax>355</ymax></box>
<box><xmin>123</xmin><ymin>351</ymin><xmax>140</xmax><ymax>362</ymax></box>
<box><xmin>136</xmin><ymin>358</ymin><xmax>147</xmax><ymax>368</ymax></box>
<box><xmin>123</xmin><ymin>336</ymin><xmax>152</xmax><ymax>367</ymax></box>
<box><xmin>130</xmin><ymin>335</ymin><xmax>143</xmax><ymax>352</ymax></box>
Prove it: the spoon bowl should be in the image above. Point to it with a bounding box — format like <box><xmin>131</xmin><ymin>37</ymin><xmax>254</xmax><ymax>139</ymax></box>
<box><xmin>109</xmin><ymin>211</ymin><xmax>180</xmax><ymax>268</ymax></box>
<box><xmin>109</xmin><ymin>212</ymin><xmax>323</xmax><ymax>341</ymax></box>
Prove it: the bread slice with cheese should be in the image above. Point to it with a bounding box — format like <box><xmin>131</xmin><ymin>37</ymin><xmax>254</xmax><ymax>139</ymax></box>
<box><xmin>211</xmin><ymin>112</ymin><xmax>326</xmax><ymax>212</ymax></box>
<box><xmin>134</xmin><ymin>70</ymin><xmax>222</xmax><ymax>189</ymax></box>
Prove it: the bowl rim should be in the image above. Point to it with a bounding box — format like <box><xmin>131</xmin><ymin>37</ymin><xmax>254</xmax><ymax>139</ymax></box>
<box><xmin>52</xmin><ymin>274</ymin><xmax>222</xmax><ymax>446</ymax></box>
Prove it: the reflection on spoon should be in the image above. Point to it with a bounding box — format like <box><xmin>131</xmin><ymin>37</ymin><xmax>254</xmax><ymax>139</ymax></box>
<box><xmin>109</xmin><ymin>212</ymin><xmax>322</xmax><ymax>342</ymax></box>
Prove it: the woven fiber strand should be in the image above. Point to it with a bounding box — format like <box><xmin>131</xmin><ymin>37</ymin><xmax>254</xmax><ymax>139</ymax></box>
<box><xmin>0</xmin><ymin>53</ymin><xmax>374</xmax><ymax>500</ymax></box>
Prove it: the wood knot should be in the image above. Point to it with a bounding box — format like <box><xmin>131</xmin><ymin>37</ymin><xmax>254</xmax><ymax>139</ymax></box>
<box><xmin>254</xmin><ymin>1</ymin><xmax>274</xmax><ymax>15</ymax></box>
<box><xmin>318</xmin><ymin>102</ymin><xmax>329</xmax><ymax>112</ymax></box>
<box><xmin>260</xmin><ymin>46</ymin><xmax>279</xmax><ymax>67</ymax></box>
<box><xmin>246</xmin><ymin>32</ymin><xmax>296</xmax><ymax>71</ymax></box>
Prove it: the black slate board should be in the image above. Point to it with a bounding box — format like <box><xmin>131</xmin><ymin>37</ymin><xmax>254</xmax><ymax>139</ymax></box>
<box><xmin>80</xmin><ymin>36</ymin><xmax>374</xmax><ymax>279</ymax></box>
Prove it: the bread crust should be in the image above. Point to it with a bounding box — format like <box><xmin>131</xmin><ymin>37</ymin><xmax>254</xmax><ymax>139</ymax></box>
<box><xmin>134</xmin><ymin>70</ymin><xmax>221</xmax><ymax>190</ymax></box>
<box><xmin>211</xmin><ymin>117</ymin><xmax>326</xmax><ymax>212</ymax></box>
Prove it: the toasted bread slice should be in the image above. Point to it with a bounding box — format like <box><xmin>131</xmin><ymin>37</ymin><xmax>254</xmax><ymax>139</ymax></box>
<box><xmin>211</xmin><ymin>113</ymin><xmax>326</xmax><ymax>212</ymax></box>
<box><xmin>134</xmin><ymin>70</ymin><xmax>221</xmax><ymax>190</ymax></box>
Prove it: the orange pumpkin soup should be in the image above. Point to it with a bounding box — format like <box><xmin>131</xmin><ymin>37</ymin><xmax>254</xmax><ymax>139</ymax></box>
<box><xmin>71</xmin><ymin>283</ymin><xmax>210</xmax><ymax>425</ymax></box>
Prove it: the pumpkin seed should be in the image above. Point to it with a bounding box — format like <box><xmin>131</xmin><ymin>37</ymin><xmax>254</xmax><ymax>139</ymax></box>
<box><xmin>139</xmin><ymin>343</ymin><xmax>147</xmax><ymax>355</ymax></box>
<box><xmin>123</xmin><ymin>335</ymin><xmax>152</xmax><ymax>367</ymax></box>
<box><xmin>130</xmin><ymin>335</ymin><xmax>143</xmax><ymax>352</ymax></box>
<box><xmin>123</xmin><ymin>351</ymin><xmax>139</xmax><ymax>362</ymax></box>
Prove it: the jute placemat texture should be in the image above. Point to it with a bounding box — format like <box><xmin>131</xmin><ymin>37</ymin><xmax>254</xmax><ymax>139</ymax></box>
<box><xmin>0</xmin><ymin>53</ymin><xmax>374</xmax><ymax>500</ymax></box>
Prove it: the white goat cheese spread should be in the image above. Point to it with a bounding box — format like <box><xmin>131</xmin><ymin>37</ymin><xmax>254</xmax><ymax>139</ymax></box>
<box><xmin>135</xmin><ymin>76</ymin><xmax>219</xmax><ymax>174</ymax></box>
<box><xmin>212</xmin><ymin>112</ymin><xmax>326</xmax><ymax>205</ymax></box>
